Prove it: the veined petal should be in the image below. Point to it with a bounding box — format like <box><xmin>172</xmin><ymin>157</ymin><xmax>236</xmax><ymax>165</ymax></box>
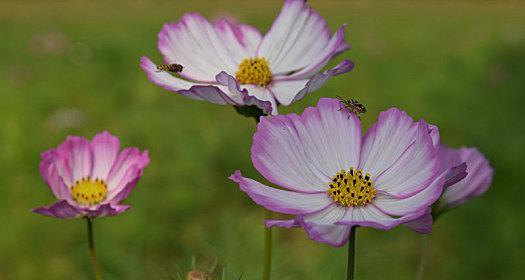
<box><xmin>39</xmin><ymin>150</ymin><xmax>70</xmax><ymax>200</ymax></box>
<box><xmin>158</xmin><ymin>13</ymin><xmax>239</xmax><ymax>82</ymax></box>
<box><xmin>299</xmin><ymin>205</ymin><xmax>351</xmax><ymax>247</ymax></box>
<box><xmin>257</xmin><ymin>0</ymin><xmax>348</xmax><ymax>78</ymax></box>
<box><xmin>374</xmin><ymin>172</ymin><xmax>445</xmax><ymax>216</ymax></box>
<box><xmin>32</xmin><ymin>200</ymin><xmax>82</xmax><ymax>219</ymax></box>
<box><xmin>372</xmin><ymin>121</ymin><xmax>439</xmax><ymax>197</ymax></box>
<box><xmin>229</xmin><ymin>171</ymin><xmax>332</xmax><ymax>215</ymax></box>
<box><xmin>252</xmin><ymin>98</ymin><xmax>361</xmax><ymax>193</ymax></box>
<box><xmin>403</xmin><ymin>209</ymin><xmax>433</xmax><ymax>234</ymax></box>
<box><xmin>91</xmin><ymin>131</ymin><xmax>120</xmax><ymax>181</ymax></box>
<box><xmin>335</xmin><ymin>204</ymin><xmax>423</xmax><ymax>230</ymax></box>
<box><xmin>214</xmin><ymin>19</ymin><xmax>261</xmax><ymax>63</ymax></box>
<box><xmin>271</xmin><ymin>60</ymin><xmax>354</xmax><ymax>106</ymax></box>
<box><xmin>141</xmin><ymin>57</ymin><xmax>241</xmax><ymax>106</ymax></box>
<box><xmin>215</xmin><ymin>72</ymin><xmax>273</xmax><ymax>114</ymax></box>
<box><xmin>439</xmin><ymin>147</ymin><xmax>493</xmax><ymax>209</ymax></box>
<box><xmin>106</xmin><ymin>148</ymin><xmax>149</xmax><ymax>197</ymax></box>
<box><xmin>359</xmin><ymin>109</ymin><xmax>439</xmax><ymax>197</ymax></box>
<box><xmin>85</xmin><ymin>203</ymin><xmax>131</xmax><ymax>218</ymax></box>
<box><xmin>246</xmin><ymin>85</ymin><xmax>278</xmax><ymax>115</ymax></box>
<box><xmin>265</xmin><ymin>218</ymin><xmax>301</xmax><ymax>229</ymax></box>
<box><xmin>55</xmin><ymin>136</ymin><xmax>92</xmax><ymax>185</ymax></box>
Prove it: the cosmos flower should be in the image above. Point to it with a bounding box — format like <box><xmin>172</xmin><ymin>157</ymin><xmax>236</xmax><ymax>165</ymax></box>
<box><xmin>229</xmin><ymin>98</ymin><xmax>444</xmax><ymax>247</ymax></box>
<box><xmin>141</xmin><ymin>0</ymin><xmax>353</xmax><ymax>115</ymax></box>
<box><xmin>33</xmin><ymin>131</ymin><xmax>149</xmax><ymax>219</ymax></box>
<box><xmin>404</xmin><ymin>145</ymin><xmax>493</xmax><ymax>232</ymax></box>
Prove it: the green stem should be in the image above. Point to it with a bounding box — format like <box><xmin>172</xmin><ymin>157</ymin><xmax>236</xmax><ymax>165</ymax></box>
<box><xmin>263</xmin><ymin>210</ymin><xmax>273</xmax><ymax>280</ymax></box>
<box><xmin>416</xmin><ymin>235</ymin><xmax>429</xmax><ymax>280</ymax></box>
<box><xmin>86</xmin><ymin>218</ymin><xmax>104</xmax><ymax>280</ymax></box>
<box><xmin>346</xmin><ymin>227</ymin><xmax>357</xmax><ymax>280</ymax></box>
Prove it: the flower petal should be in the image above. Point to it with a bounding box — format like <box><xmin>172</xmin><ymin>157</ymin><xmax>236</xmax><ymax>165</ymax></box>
<box><xmin>246</xmin><ymin>85</ymin><xmax>278</xmax><ymax>115</ymax></box>
<box><xmin>403</xmin><ymin>209</ymin><xmax>433</xmax><ymax>234</ymax></box>
<box><xmin>335</xmin><ymin>204</ymin><xmax>403</xmax><ymax>230</ymax></box>
<box><xmin>214</xmin><ymin>19</ymin><xmax>261</xmax><ymax>63</ymax></box>
<box><xmin>272</xmin><ymin>60</ymin><xmax>354</xmax><ymax>106</ymax></box>
<box><xmin>85</xmin><ymin>203</ymin><xmax>131</xmax><ymax>218</ymax></box>
<box><xmin>215</xmin><ymin>71</ymin><xmax>273</xmax><ymax>114</ymax></box>
<box><xmin>106</xmin><ymin>148</ymin><xmax>149</xmax><ymax>197</ymax></box>
<box><xmin>32</xmin><ymin>200</ymin><xmax>82</xmax><ymax>219</ymax></box>
<box><xmin>158</xmin><ymin>13</ymin><xmax>240</xmax><ymax>82</ymax></box>
<box><xmin>55</xmin><ymin>136</ymin><xmax>93</xmax><ymax>185</ymax></box>
<box><xmin>374</xmin><ymin>172</ymin><xmax>446</xmax><ymax>216</ymax></box>
<box><xmin>265</xmin><ymin>218</ymin><xmax>300</xmax><ymax>229</ymax></box>
<box><xmin>252</xmin><ymin>98</ymin><xmax>361</xmax><ymax>193</ymax></box>
<box><xmin>360</xmin><ymin>109</ymin><xmax>439</xmax><ymax>197</ymax></box>
<box><xmin>141</xmin><ymin>56</ymin><xmax>242</xmax><ymax>106</ymax></box>
<box><xmin>439</xmin><ymin>147</ymin><xmax>493</xmax><ymax>209</ymax></box>
<box><xmin>39</xmin><ymin>150</ymin><xmax>70</xmax><ymax>200</ymax></box>
<box><xmin>91</xmin><ymin>131</ymin><xmax>120</xmax><ymax>181</ymax></box>
<box><xmin>257</xmin><ymin>0</ymin><xmax>348</xmax><ymax>78</ymax></box>
<box><xmin>299</xmin><ymin>204</ymin><xmax>351</xmax><ymax>247</ymax></box>
<box><xmin>229</xmin><ymin>170</ymin><xmax>332</xmax><ymax>215</ymax></box>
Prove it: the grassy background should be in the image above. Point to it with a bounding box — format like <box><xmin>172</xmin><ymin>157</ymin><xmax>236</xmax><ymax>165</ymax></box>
<box><xmin>1</xmin><ymin>0</ymin><xmax>524</xmax><ymax>279</ymax></box>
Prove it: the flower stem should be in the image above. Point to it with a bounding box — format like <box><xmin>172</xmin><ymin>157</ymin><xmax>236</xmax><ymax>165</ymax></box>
<box><xmin>347</xmin><ymin>227</ymin><xmax>357</xmax><ymax>280</ymax></box>
<box><xmin>263</xmin><ymin>209</ymin><xmax>273</xmax><ymax>280</ymax></box>
<box><xmin>416</xmin><ymin>235</ymin><xmax>429</xmax><ymax>280</ymax></box>
<box><xmin>86</xmin><ymin>218</ymin><xmax>104</xmax><ymax>280</ymax></box>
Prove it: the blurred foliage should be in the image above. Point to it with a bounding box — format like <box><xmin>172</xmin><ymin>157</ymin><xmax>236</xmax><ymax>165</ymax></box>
<box><xmin>0</xmin><ymin>0</ymin><xmax>524</xmax><ymax>279</ymax></box>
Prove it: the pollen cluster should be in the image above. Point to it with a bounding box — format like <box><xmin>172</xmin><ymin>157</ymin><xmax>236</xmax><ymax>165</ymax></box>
<box><xmin>70</xmin><ymin>178</ymin><xmax>107</xmax><ymax>206</ymax></box>
<box><xmin>235</xmin><ymin>57</ymin><xmax>272</xmax><ymax>87</ymax></box>
<box><xmin>328</xmin><ymin>167</ymin><xmax>377</xmax><ymax>207</ymax></box>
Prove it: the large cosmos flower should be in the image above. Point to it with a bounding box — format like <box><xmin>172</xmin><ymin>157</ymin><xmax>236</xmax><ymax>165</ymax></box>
<box><xmin>230</xmin><ymin>98</ymin><xmax>445</xmax><ymax>247</ymax></box>
<box><xmin>141</xmin><ymin>0</ymin><xmax>353</xmax><ymax>115</ymax></box>
<box><xmin>33</xmin><ymin>131</ymin><xmax>150</xmax><ymax>219</ymax></box>
<box><xmin>404</xmin><ymin>145</ymin><xmax>493</xmax><ymax>232</ymax></box>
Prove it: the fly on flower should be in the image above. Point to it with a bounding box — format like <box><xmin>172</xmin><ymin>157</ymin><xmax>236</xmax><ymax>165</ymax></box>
<box><xmin>140</xmin><ymin>0</ymin><xmax>354</xmax><ymax>115</ymax></box>
<box><xmin>230</xmin><ymin>98</ymin><xmax>445</xmax><ymax>247</ymax></box>
<box><xmin>33</xmin><ymin>131</ymin><xmax>150</xmax><ymax>218</ymax></box>
<box><xmin>156</xmin><ymin>63</ymin><xmax>184</xmax><ymax>73</ymax></box>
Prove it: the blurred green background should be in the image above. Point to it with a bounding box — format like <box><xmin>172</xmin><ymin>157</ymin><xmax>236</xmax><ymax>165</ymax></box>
<box><xmin>1</xmin><ymin>0</ymin><xmax>524</xmax><ymax>279</ymax></box>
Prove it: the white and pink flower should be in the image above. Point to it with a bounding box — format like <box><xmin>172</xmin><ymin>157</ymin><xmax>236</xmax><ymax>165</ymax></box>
<box><xmin>141</xmin><ymin>0</ymin><xmax>353</xmax><ymax>115</ymax></box>
<box><xmin>33</xmin><ymin>131</ymin><xmax>149</xmax><ymax>219</ymax></box>
<box><xmin>230</xmin><ymin>98</ymin><xmax>446</xmax><ymax>247</ymax></box>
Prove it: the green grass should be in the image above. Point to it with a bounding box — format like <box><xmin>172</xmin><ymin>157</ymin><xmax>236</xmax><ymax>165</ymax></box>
<box><xmin>1</xmin><ymin>0</ymin><xmax>524</xmax><ymax>279</ymax></box>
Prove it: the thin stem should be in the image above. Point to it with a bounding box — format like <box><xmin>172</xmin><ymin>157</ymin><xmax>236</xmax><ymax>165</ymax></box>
<box><xmin>416</xmin><ymin>235</ymin><xmax>429</xmax><ymax>280</ymax></box>
<box><xmin>262</xmin><ymin>209</ymin><xmax>273</xmax><ymax>280</ymax></box>
<box><xmin>346</xmin><ymin>227</ymin><xmax>357</xmax><ymax>280</ymax></box>
<box><xmin>86</xmin><ymin>218</ymin><xmax>104</xmax><ymax>280</ymax></box>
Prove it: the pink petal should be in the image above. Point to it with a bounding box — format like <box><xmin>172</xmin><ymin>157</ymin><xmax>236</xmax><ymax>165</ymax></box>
<box><xmin>39</xmin><ymin>150</ymin><xmax>70</xmax><ymax>200</ymax></box>
<box><xmin>91</xmin><ymin>131</ymin><xmax>120</xmax><ymax>181</ymax></box>
<box><xmin>299</xmin><ymin>204</ymin><xmax>351</xmax><ymax>247</ymax></box>
<box><xmin>271</xmin><ymin>60</ymin><xmax>354</xmax><ymax>106</ymax></box>
<box><xmin>141</xmin><ymin>57</ymin><xmax>240</xmax><ymax>106</ymax></box>
<box><xmin>335</xmin><ymin>204</ymin><xmax>403</xmax><ymax>230</ymax></box>
<box><xmin>245</xmin><ymin>85</ymin><xmax>279</xmax><ymax>115</ymax></box>
<box><xmin>215</xmin><ymin>71</ymin><xmax>273</xmax><ymax>114</ymax></box>
<box><xmin>265</xmin><ymin>218</ymin><xmax>300</xmax><ymax>229</ymax></box>
<box><xmin>257</xmin><ymin>0</ymin><xmax>348</xmax><ymax>78</ymax></box>
<box><xmin>439</xmin><ymin>147</ymin><xmax>493</xmax><ymax>209</ymax></box>
<box><xmin>403</xmin><ymin>210</ymin><xmax>433</xmax><ymax>234</ymax></box>
<box><xmin>252</xmin><ymin>98</ymin><xmax>361</xmax><ymax>193</ymax></box>
<box><xmin>106</xmin><ymin>148</ymin><xmax>149</xmax><ymax>197</ymax></box>
<box><xmin>158</xmin><ymin>13</ymin><xmax>239</xmax><ymax>82</ymax></box>
<box><xmin>85</xmin><ymin>203</ymin><xmax>131</xmax><ymax>218</ymax></box>
<box><xmin>32</xmin><ymin>200</ymin><xmax>82</xmax><ymax>219</ymax></box>
<box><xmin>229</xmin><ymin>170</ymin><xmax>332</xmax><ymax>215</ymax></box>
<box><xmin>55</xmin><ymin>136</ymin><xmax>93</xmax><ymax>185</ymax></box>
<box><xmin>213</xmin><ymin>19</ymin><xmax>261</xmax><ymax>63</ymax></box>
<box><xmin>374</xmin><ymin>172</ymin><xmax>445</xmax><ymax>216</ymax></box>
<box><xmin>360</xmin><ymin>109</ymin><xmax>439</xmax><ymax>197</ymax></box>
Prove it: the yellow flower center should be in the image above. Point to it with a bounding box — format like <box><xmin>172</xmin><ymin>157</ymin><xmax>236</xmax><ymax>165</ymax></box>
<box><xmin>235</xmin><ymin>57</ymin><xmax>272</xmax><ymax>87</ymax></box>
<box><xmin>70</xmin><ymin>178</ymin><xmax>107</xmax><ymax>206</ymax></box>
<box><xmin>328</xmin><ymin>167</ymin><xmax>377</xmax><ymax>207</ymax></box>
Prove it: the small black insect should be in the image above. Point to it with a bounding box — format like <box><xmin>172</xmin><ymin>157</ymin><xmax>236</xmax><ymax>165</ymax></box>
<box><xmin>336</xmin><ymin>95</ymin><xmax>367</xmax><ymax>119</ymax></box>
<box><xmin>156</xmin><ymin>63</ymin><xmax>184</xmax><ymax>73</ymax></box>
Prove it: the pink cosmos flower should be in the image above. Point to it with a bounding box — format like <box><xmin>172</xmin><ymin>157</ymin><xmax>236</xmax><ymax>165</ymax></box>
<box><xmin>140</xmin><ymin>0</ymin><xmax>353</xmax><ymax>115</ymax></box>
<box><xmin>404</xmin><ymin>145</ymin><xmax>493</xmax><ymax>232</ymax></box>
<box><xmin>33</xmin><ymin>131</ymin><xmax>150</xmax><ymax>219</ymax></box>
<box><xmin>229</xmin><ymin>98</ymin><xmax>445</xmax><ymax>247</ymax></box>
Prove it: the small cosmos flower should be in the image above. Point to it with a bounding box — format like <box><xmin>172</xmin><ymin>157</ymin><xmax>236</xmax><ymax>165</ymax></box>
<box><xmin>33</xmin><ymin>131</ymin><xmax>149</xmax><ymax>218</ymax></box>
<box><xmin>141</xmin><ymin>0</ymin><xmax>353</xmax><ymax>115</ymax></box>
<box><xmin>404</xmin><ymin>145</ymin><xmax>493</xmax><ymax>233</ymax></box>
<box><xmin>230</xmin><ymin>98</ymin><xmax>445</xmax><ymax>247</ymax></box>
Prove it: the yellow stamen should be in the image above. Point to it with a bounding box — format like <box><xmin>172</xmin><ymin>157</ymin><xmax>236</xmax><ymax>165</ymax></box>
<box><xmin>235</xmin><ymin>57</ymin><xmax>272</xmax><ymax>87</ymax></box>
<box><xmin>328</xmin><ymin>167</ymin><xmax>377</xmax><ymax>207</ymax></box>
<box><xmin>70</xmin><ymin>178</ymin><xmax>107</xmax><ymax>206</ymax></box>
